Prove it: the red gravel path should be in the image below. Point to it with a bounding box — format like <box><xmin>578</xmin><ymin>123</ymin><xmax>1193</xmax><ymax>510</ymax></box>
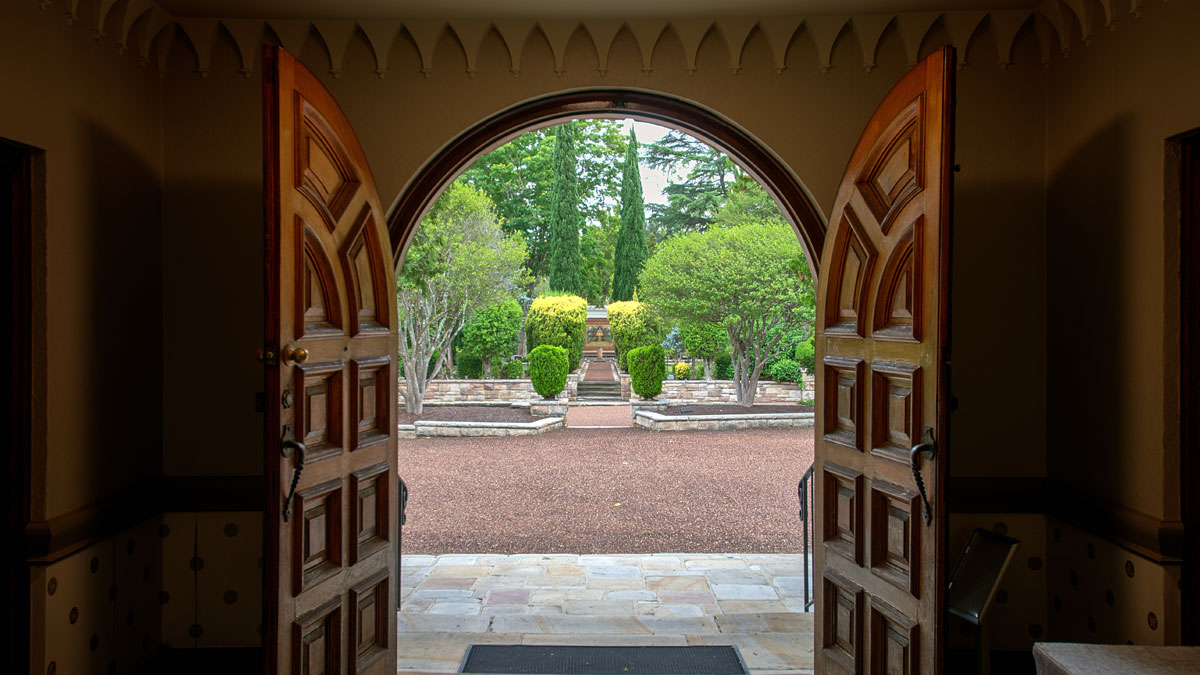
<box><xmin>398</xmin><ymin>427</ymin><xmax>814</xmax><ymax>554</ymax></box>
<box><xmin>565</xmin><ymin>405</ymin><xmax>631</xmax><ymax>427</ymax></box>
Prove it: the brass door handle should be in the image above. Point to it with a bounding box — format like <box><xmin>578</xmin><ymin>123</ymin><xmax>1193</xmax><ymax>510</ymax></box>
<box><xmin>281</xmin><ymin>344</ymin><xmax>309</xmax><ymax>365</ymax></box>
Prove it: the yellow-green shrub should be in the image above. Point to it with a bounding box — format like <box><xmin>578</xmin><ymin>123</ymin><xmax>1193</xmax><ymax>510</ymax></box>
<box><xmin>526</xmin><ymin>294</ymin><xmax>587</xmax><ymax>371</ymax></box>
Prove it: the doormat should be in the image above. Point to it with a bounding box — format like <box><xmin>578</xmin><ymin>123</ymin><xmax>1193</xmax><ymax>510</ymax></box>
<box><xmin>459</xmin><ymin>645</ymin><xmax>748</xmax><ymax>675</ymax></box>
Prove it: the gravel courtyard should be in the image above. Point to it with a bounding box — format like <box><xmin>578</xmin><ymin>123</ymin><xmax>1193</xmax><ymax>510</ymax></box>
<box><xmin>398</xmin><ymin>427</ymin><xmax>815</xmax><ymax>554</ymax></box>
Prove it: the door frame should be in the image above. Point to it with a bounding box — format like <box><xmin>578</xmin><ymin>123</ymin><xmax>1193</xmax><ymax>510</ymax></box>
<box><xmin>3</xmin><ymin>137</ymin><xmax>38</xmax><ymax>675</ymax></box>
<box><xmin>1178</xmin><ymin>129</ymin><xmax>1200</xmax><ymax>645</ymax></box>
<box><xmin>386</xmin><ymin>89</ymin><xmax>827</xmax><ymax>270</ymax></box>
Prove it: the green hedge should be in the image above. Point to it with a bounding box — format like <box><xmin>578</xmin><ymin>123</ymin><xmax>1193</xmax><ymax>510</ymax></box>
<box><xmin>456</xmin><ymin>353</ymin><xmax>483</xmax><ymax>379</ymax></box>
<box><xmin>715</xmin><ymin>354</ymin><xmax>734</xmax><ymax>379</ymax></box>
<box><xmin>529</xmin><ymin>345</ymin><xmax>569</xmax><ymax>399</ymax></box>
<box><xmin>628</xmin><ymin>345</ymin><xmax>666</xmax><ymax>400</ymax></box>
<box><xmin>673</xmin><ymin>362</ymin><xmax>691</xmax><ymax>380</ymax></box>
<box><xmin>526</xmin><ymin>294</ymin><xmax>587</xmax><ymax>372</ymax></box>
<box><xmin>500</xmin><ymin>359</ymin><xmax>525</xmax><ymax>379</ymax></box>
<box><xmin>794</xmin><ymin>339</ymin><xmax>816</xmax><ymax>376</ymax></box>
<box><xmin>765</xmin><ymin>357</ymin><xmax>804</xmax><ymax>383</ymax></box>
<box><xmin>606</xmin><ymin>301</ymin><xmax>663</xmax><ymax>371</ymax></box>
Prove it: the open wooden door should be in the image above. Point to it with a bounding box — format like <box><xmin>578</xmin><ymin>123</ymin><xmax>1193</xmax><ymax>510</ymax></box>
<box><xmin>814</xmin><ymin>47</ymin><xmax>954</xmax><ymax>674</ymax></box>
<box><xmin>263</xmin><ymin>47</ymin><xmax>398</xmax><ymax>675</ymax></box>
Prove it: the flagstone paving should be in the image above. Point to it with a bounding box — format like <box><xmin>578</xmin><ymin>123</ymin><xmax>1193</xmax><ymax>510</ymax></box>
<box><xmin>398</xmin><ymin>552</ymin><xmax>815</xmax><ymax>674</ymax></box>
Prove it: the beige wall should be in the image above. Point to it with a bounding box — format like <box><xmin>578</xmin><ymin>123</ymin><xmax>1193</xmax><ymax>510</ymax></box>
<box><xmin>1</xmin><ymin>0</ymin><xmax>164</xmax><ymax>520</ymax></box>
<box><xmin>1045</xmin><ymin>0</ymin><xmax>1199</xmax><ymax>521</ymax></box>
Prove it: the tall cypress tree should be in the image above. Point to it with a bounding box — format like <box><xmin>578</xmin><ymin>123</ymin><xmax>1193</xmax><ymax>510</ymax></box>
<box><xmin>547</xmin><ymin>122</ymin><xmax>584</xmax><ymax>295</ymax></box>
<box><xmin>611</xmin><ymin>127</ymin><xmax>648</xmax><ymax>301</ymax></box>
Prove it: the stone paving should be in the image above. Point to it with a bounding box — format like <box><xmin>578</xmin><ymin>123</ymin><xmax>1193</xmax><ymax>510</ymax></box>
<box><xmin>398</xmin><ymin>553</ymin><xmax>815</xmax><ymax>674</ymax></box>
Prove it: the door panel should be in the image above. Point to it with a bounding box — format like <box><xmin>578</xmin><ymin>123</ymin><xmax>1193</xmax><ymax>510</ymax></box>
<box><xmin>265</xmin><ymin>46</ymin><xmax>398</xmax><ymax>675</ymax></box>
<box><xmin>814</xmin><ymin>47</ymin><xmax>954</xmax><ymax>675</ymax></box>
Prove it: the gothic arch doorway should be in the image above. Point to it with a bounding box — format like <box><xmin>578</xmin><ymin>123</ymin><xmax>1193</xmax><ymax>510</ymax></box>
<box><xmin>384</xmin><ymin>89</ymin><xmax>827</xmax><ymax>272</ymax></box>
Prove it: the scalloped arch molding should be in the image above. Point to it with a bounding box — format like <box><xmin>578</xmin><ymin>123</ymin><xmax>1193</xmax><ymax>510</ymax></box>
<box><xmin>50</xmin><ymin>0</ymin><xmax>1148</xmax><ymax>77</ymax></box>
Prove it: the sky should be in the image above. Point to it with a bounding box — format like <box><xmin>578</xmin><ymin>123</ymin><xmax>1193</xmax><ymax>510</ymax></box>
<box><xmin>621</xmin><ymin>118</ymin><xmax>676</xmax><ymax>206</ymax></box>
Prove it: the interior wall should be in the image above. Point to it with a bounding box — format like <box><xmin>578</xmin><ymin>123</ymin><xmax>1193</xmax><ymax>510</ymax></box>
<box><xmin>1043</xmin><ymin>0</ymin><xmax>1197</xmax><ymax>644</ymax></box>
<box><xmin>2</xmin><ymin>3</ymin><xmax>167</xmax><ymax>673</ymax></box>
<box><xmin>0</xmin><ymin>0</ymin><xmax>165</xmax><ymax>521</ymax></box>
<box><xmin>1045</xmin><ymin>0</ymin><xmax>1195</xmax><ymax>531</ymax></box>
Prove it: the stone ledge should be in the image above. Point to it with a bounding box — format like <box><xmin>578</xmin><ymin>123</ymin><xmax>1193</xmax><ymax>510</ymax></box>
<box><xmin>400</xmin><ymin>417</ymin><xmax>565</xmax><ymax>438</ymax></box>
<box><xmin>633</xmin><ymin>410</ymin><xmax>815</xmax><ymax>432</ymax></box>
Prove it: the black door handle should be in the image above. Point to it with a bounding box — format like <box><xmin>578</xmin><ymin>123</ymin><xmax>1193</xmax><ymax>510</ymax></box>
<box><xmin>282</xmin><ymin>437</ymin><xmax>307</xmax><ymax>523</ymax></box>
<box><xmin>910</xmin><ymin>427</ymin><xmax>935</xmax><ymax>526</ymax></box>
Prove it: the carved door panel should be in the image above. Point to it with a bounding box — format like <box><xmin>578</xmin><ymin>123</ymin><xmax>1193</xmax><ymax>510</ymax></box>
<box><xmin>264</xmin><ymin>47</ymin><xmax>398</xmax><ymax>675</ymax></box>
<box><xmin>814</xmin><ymin>47</ymin><xmax>954</xmax><ymax>675</ymax></box>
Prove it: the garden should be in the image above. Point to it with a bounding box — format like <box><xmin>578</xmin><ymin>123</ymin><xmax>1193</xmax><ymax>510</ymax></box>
<box><xmin>396</xmin><ymin>118</ymin><xmax>816</xmax><ymax>434</ymax></box>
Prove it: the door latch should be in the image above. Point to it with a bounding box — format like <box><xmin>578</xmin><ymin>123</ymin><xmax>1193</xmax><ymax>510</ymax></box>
<box><xmin>281</xmin><ymin>424</ymin><xmax>307</xmax><ymax>523</ymax></box>
<box><xmin>910</xmin><ymin>427</ymin><xmax>935</xmax><ymax>526</ymax></box>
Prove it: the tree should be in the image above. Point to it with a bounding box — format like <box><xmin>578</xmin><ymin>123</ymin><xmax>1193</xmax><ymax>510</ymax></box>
<box><xmin>547</xmin><ymin>122</ymin><xmax>584</xmax><ymax>294</ymax></box>
<box><xmin>460</xmin><ymin>120</ymin><xmax>626</xmax><ymax>288</ymax></box>
<box><xmin>642</xmin><ymin>129</ymin><xmax>743</xmax><ymax>240</ymax></box>
<box><xmin>639</xmin><ymin>219</ymin><xmax>814</xmax><ymax>406</ymax></box>
<box><xmin>681</xmin><ymin>321</ymin><xmax>727</xmax><ymax>380</ymax></box>
<box><xmin>397</xmin><ymin>183</ymin><xmax>528</xmax><ymax>413</ymax></box>
<box><xmin>612</xmin><ymin>127</ymin><xmax>648</xmax><ymax>301</ymax></box>
<box><xmin>525</xmin><ymin>293</ymin><xmax>587</xmax><ymax>371</ymax></box>
<box><xmin>460</xmin><ymin>299</ymin><xmax>524</xmax><ymax>377</ymax></box>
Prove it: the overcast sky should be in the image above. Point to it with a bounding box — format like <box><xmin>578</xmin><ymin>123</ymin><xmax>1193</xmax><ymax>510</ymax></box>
<box><xmin>621</xmin><ymin>118</ymin><xmax>677</xmax><ymax>206</ymax></box>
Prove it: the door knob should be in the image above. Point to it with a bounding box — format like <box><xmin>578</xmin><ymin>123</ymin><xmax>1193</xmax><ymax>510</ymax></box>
<box><xmin>281</xmin><ymin>344</ymin><xmax>309</xmax><ymax>365</ymax></box>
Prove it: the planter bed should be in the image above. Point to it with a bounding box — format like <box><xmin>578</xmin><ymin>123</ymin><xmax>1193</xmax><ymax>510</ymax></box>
<box><xmin>634</xmin><ymin>404</ymin><xmax>815</xmax><ymax>432</ymax></box>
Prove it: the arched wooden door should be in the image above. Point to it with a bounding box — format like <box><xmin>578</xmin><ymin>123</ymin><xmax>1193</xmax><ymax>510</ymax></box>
<box><xmin>263</xmin><ymin>47</ymin><xmax>399</xmax><ymax>674</ymax></box>
<box><xmin>814</xmin><ymin>47</ymin><xmax>955</xmax><ymax>674</ymax></box>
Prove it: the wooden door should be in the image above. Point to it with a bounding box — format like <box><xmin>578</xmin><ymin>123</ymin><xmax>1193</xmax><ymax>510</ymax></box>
<box><xmin>814</xmin><ymin>47</ymin><xmax>954</xmax><ymax>675</ymax></box>
<box><xmin>264</xmin><ymin>47</ymin><xmax>398</xmax><ymax>675</ymax></box>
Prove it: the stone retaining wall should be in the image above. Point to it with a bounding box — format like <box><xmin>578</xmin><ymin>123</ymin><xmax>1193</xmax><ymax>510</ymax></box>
<box><xmin>398</xmin><ymin>373</ymin><xmax>580</xmax><ymax>403</ymax></box>
<box><xmin>633</xmin><ymin>410</ymin><xmax>815</xmax><ymax>432</ymax></box>
<box><xmin>659</xmin><ymin>379</ymin><xmax>811</xmax><ymax>404</ymax></box>
<box><xmin>397</xmin><ymin>416</ymin><xmax>565</xmax><ymax>438</ymax></box>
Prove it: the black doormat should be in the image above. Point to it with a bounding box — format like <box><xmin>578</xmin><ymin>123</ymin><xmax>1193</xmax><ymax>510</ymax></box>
<box><xmin>460</xmin><ymin>645</ymin><xmax>748</xmax><ymax>675</ymax></box>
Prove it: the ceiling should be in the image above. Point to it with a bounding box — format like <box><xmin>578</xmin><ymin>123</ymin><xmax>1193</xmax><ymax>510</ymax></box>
<box><xmin>156</xmin><ymin>0</ymin><xmax>1041</xmax><ymax>19</ymax></box>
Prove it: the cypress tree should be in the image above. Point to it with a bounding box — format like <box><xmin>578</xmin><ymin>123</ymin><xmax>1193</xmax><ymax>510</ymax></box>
<box><xmin>611</xmin><ymin>127</ymin><xmax>648</xmax><ymax>302</ymax></box>
<box><xmin>547</xmin><ymin>122</ymin><xmax>584</xmax><ymax>295</ymax></box>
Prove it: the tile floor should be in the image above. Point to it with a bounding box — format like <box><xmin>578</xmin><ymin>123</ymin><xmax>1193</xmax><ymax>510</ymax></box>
<box><xmin>398</xmin><ymin>553</ymin><xmax>815</xmax><ymax>674</ymax></box>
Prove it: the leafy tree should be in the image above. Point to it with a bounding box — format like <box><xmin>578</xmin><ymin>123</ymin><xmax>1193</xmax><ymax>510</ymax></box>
<box><xmin>606</xmin><ymin>300</ymin><xmax>663</xmax><ymax>371</ymax></box>
<box><xmin>639</xmin><ymin>220</ymin><xmax>814</xmax><ymax>406</ymax></box>
<box><xmin>462</xmin><ymin>121</ymin><xmax>625</xmax><ymax>293</ymax></box>
<box><xmin>397</xmin><ymin>183</ymin><xmax>528</xmax><ymax>413</ymax></box>
<box><xmin>642</xmin><ymin>129</ymin><xmax>743</xmax><ymax>240</ymax></box>
<box><xmin>460</xmin><ymin>299</ymin><xmax>524</xmax><ymax>377</ymax></box>
<box><xmin>680</xmin><ymin>321</ymin><xmax>728</xmax><ymax>380</ymax></box>
<box><xmin>612</xmin><ymin>127</ymin><xmax>648</xmax><ymax>301</ymax></box>
<box><xmin>548</xmin><ymin>122</ymin><xmax>584</xmax><ymax>294</ymax></box>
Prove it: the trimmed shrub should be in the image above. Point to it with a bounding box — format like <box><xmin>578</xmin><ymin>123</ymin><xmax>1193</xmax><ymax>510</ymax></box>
<box><xmin>794</xmin><ymin>339</ymin><xmax>816</xmax><ymax>377</ymax></box>
<box><xmin>526</xmin><ymin>294</ymin><xmax>587</xmax><ymax>372</ymax></box>
<box><xmin>456</xmin><ymin>353</ymin><xmax>483</xmax><ymax>379</ymax></box>
<box><xmin>529</xmin><ymin>345</ymin><xmax>569</xmax><ymax>399</ymax></box>
<box><xmin>673</xmin><ymin>362</ymin><xmax>691</xmax><ymax>380</ymax></box>
<box><xmin>606</xmin><ymin>301</ymin><xmax>663</xmax><ymax>371</ymax></box>
<box><xmin>715</xmin><ymin>354</ymin><xmax>734</xmax><ymax>380</ymax></box>
<box><xmin>628</xmin><ymin>345</ymin><xmax>666</xmax><ymax>400</ymax></box>
<box><xmin>765</xmin><ymin>357</ymin><xmax>804</xmax><ymax>383</ymax></box>
<box><xmin>500</xmin><ymin>359</ymin><xmax>525</xmax><ymax>379</ymax></box>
